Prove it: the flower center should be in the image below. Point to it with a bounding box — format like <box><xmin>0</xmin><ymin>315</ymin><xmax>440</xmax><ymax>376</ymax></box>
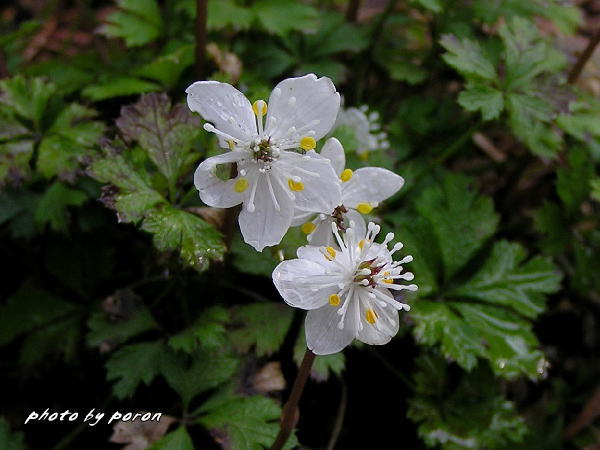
<box><xmin>250</xmin><ymin>138</ymin><xmax>279</xmax><ymax>171</ymax></box>
<box><xmin>353</xmin><ymin>259</ymin><xmax>384</xmax><ymax>287</ymax></box>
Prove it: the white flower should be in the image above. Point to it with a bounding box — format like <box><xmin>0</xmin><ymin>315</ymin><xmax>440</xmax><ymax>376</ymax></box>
<box><xmin>272</xmin><ymin>221</ymin><xmax>417</xmax><ymax>355</ymax></box>
<box><xmin>186</xmin><ymin>74</ymin><xmax>342</xmax><ymax>251</ymax></box>
<box><xmin>294</xmin><ymin>137</ymin><xmax>404</xmax><ymax>246</ymax></box>
<box><xmin>333</xmin><ymin>104</ymin><xmax>389</xmax><ymax>158</ymax></box>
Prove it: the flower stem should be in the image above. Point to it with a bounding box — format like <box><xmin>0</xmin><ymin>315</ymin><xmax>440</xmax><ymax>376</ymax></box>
<box><xmin>270</xmin><ymin>348</ymin><xmax>316</xmax><ymax>450</ymax></box>
<box><xmin>195</xmin><ymin>0</ymin><xmax>208</xmax><ymax>78</ymax></box>
<box><xmin>568</xmin><ymin>27</ymin><xmax>600</xmax><ymax>85</ymax></box>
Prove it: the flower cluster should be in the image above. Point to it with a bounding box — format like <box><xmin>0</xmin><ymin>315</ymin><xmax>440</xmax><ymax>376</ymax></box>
<box><xmin>187</xmin><ymin>74</ymin><xmax>416</xmax><ymax>354</ymax></box>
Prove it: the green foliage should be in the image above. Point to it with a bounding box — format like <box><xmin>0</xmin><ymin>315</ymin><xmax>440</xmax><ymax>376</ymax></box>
<box><xmin>100</xmin><ymin>0</ymin><xmax>164</xmax><ymax>47</ymax></box>
<box><xmin>294</xmin><ymin>328</ymin><xmax>345</xmax><ymax>382</ymax></box>
<box><xmin>106</xmin><ymin>341</ymin><xmax>164</xmax><ymax>399</ymax></box>
<box><xmin>149</xmin><ymin>427</ymin><xmax>194</xmax><ymax>450</ymax></box>
<box><xmin>87</xmin><ymin>301</ymin><xmax>159</xmax><ymax>347</ymax></box>
<box><xmin>168</xmin><ymin>306</ymin><xmax>229</xmax><ymax>352</ymax></box>
<box><xmin>408</xmin><ymin>354</ymin><xmax>527</xmax><ymax>449</ymax></box>
<box><xmin>0</xmin><ymin>418</ymin><xmax>24</xmax><ymax>450</ymax></box>
<box><xmin>34</xmin><ymin>182</ymin><xmax>87</xmax><ymax>232</ymax></box>
<box><xmin>198</xmin><ymin>391</ymin><xmax>297</xmax><ymax>450</ymax></box>
<box><xmin>229</xmin><ymin>303</ymin><xmax>293</xmax><ymax>356</ymax></box>
<box><xmin>0</xmin><ymin>76</ymin><xmax>103</xmax><ymax>183</ymax></box>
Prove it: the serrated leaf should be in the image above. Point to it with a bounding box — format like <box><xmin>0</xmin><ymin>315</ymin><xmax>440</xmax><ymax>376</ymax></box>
<box><xmin>253</xmin><ymin>0</ymin><xmax>317</xmax><ymax>36</ymax></box>
<box><xmin>106</xmin><ymin>341</ymin><xmax>163</xmax><ymax>398</ymax></box>
<box><xmin>556</xmin><ymin>147</ymin><xmax>594</xmax><ymax>215</ymax></box>
<box><xmin>168</xmin><ymin>306</ymin><xmax>229</xmax><ymax>352</ymax></box>
<box><xmin>408</xmin><ymin>355</ymin><xmax>527</xmax><ymax>449</ymax></box>
<box><xmin>412</xmin><ymin>0</ymin><xmax>442</xmax><ymax>12</ymax></box>
<box><xmin>148</xmin><ymin>426</ymin><xmax>194</xmax><ymax>450</ymax></box>
<box><xmin>0</xmin><ymin>418</ymin><xmax>24</xmax><ymax>450</ymax></box>
<box><xmin>116</xmin><ymin>93</ymin><xmax>200</xmax><ymax>184</ymax></box>
<box><xmin>533</xmin><ymin>201</ymin><xmax>570</xmax><ymax>255</ymax></box>
<box><xmin>458</xmin><ymin>82</ymin><xmax>504</xmax><ymax>121</ymax></box>
<box><xmin>87</xmin><ymin>304</ymin><xmax>158</xmax><ymax>347</ymax></box>
<box><xmin>229</xmin><ymin>303</ymin><xmax>293</xmax><ymax>356</ymax></box>
<box><xmin>414</xmin><ymin>174</ymin><xmax>498</xmax><ymax>281</ymax></box>
<box><xmin>0</xmin><ymin>285</ymin><xmax>77</xmax><ymax>346</ymax></box>
<box><xmin>34</xmin><ymin>182</ymin><xmax>87</xmax><ymax>232</ymax></box>
<box><xmin>0</xmin><ymin>139</ymin><xmax>34</xmax><ymax>185</ymax></box>
<box><xmin>141</xmin><ymin>205</ymin><xmax>225</xmax><ymax>271</ymax></box>
<box><xmin>0</xmin><ymin>76</ymin><xmax>56</xmax><ymax>129</ymax></box>
<box><xmin>136</xmin><ymin>44</ymin><xmax>194</xmax><ymax>87</ymax></box>
<box><xmin>440</xmin><ymin>35</ymin><xmax>496</xmax><ymax>80</ymax></box>
<box><xmin>199</xmin><ymin>394</ymin><xmax>297</xmax><ymax>450</ymax></box>
<box><xmin>100</xmin><ymin>0</ymin><xmax>163</xmax><ymax>47</ymax></box>
<box><xmin>82</xmin><ymin>77</ymin><xmax>161</xmax><ymax>101</ymax></box>
<box><xmin>160</xmin><ymin>348</ymin><xmax>238</xmax><ymax>406</ymax></box>
<box><xmin>20</xmin><ymin>315</ymin><xmax>81</xmax><ymax>366</ymax></box>
<box><xmin>448</xmin><ymin>241</ymin><xmax>562</xmax><ymax>318</ymax></box>
<box><xmin>207</xmin><ymin>0</ymin><xmax>254</xmax><ymax>30</ymax></box>
<box><xmin>294</xmin><ymin>328</ymin><xmax>345</xmax><ymax>382</ymax></box>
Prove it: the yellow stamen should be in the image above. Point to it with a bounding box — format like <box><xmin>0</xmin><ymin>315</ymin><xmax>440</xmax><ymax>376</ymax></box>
<box><xmin>227</xmin><ymin>140</ymin><xmax>235</xmax><ymax>150</ymax></box>
<box><xmin>329</xmin><ymin>294</ymin><xmax>341</xmax><ymax>306</ymax></box>
<box><xmin>300</xmin><ymin>136</ymin><xmax>316</xmax><ymax>150</ymax></box>
<box><xmin>365</xmin><ymin>308</ymin><xmax>378</xmax><ymax>324</ymax></box>
<box><xmin>288</xmin><ymin>178</ymin><xmax>304</xmax><ymax>191</ymax></box>
<box><xmin>383</xmin><ymin>271</ymin><xmax>390</xmax><ymax>276</ymax></box>
<box><xmin>358</xmin><ymin>151</ymin><xmax>369</xmax><ymax>161</ymax></box>
<box><xmin>383</xmin><ymin>279</ymin><xmax>393</xmax><ymax>284</ymax></box>
<box><xmin>340</xmin><ymin>169</ymin><xmax>353</xmax><ymax>182</ymax></box>
<box><xmin>234</xmin><ymin>178</ymin><xmax>249</xmax><ymax>193</ymax></box>
<box><xmin>357</xmin><ymin>203</ymin><xmax>373</xmax><ymax>214</ymax></box>
<box><xmin>324</xmin><ymin>246</ymin><xmax>336</xmax><ymax>260</ymax></box>
<box><xmin>358</xmin><ymin>239</ymin><xmax>366</xmax><ymax>250</ymax></box>
<box><xmin>301</xmin><ymin>222</ymin><xmax>316</xmax><ymax>234</ymax></box>
<box><xmin>252</xmin><ymin>100</ymin><xmax>267</xmax><ymax>116</ymax></box>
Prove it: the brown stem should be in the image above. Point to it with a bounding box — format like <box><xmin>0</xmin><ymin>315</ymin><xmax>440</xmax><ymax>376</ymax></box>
<box><xmin>195</xmin><ymin>0</ymin><xmax>208</xmax><ymax>78</ymax></box>
<box><xmin>270</xmin><ymin>349</ymin><xmax>316</xmax><ymax>450</ymax></box>
<box><xmin>567</xmin><ymin>27</ymin><xmax>600</xmax><ymax>84</ymax></box>
<box><xmin>345</xmin><ymin>0</ymin><xmax>361</xmax><ymax>22</ymax></box>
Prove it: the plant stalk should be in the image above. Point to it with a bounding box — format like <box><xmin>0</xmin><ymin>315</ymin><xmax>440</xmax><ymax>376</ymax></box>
<box><xmin>568</xmin><ymin>27</ymin><xmax>600</xmax><ymax>85</ymax></box>
<box><xmin>270</xmin><ymin>348</ymin><xmax>316</xmax><ymax>450</ymax></box>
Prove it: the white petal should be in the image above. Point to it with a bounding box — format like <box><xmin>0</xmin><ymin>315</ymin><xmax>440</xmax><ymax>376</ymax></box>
<box><xmin>295</xmin><ymin>243</ymin><xmax>337</xmax><ymax>267</ymax></box>
<box><xmin>319</xmin><ymin>137</ymin><xmax>345</xmax><ymax>174</ymax></box>
<box><xmin>272</xmin><ymin>259</ymin><xmax>336</xmax><ymax>309</ymax></box>
<box><xmin>238</xmin><ymin>172</ymin><xmax>293</xmax><ymax>251</ymax></box>
<box><xmin>356</xmin><ymin>290</ymin><xmax>400</xmax><ymax>345</ymax></box>
<box><xmin>280</xmin><ymin>151</ymin><xmax>342</xmax><ymax>216</ymax></box>
<box><xmin>186</xmin><ymin>81</ymin><xmax>256</xmax><ymax>145</ymax></box>
<box><xmin>305</xmin><ymin>301</ymin><xmax>357</xmax><ymax>355</ymax></box>
<box><xmin>265</xmin><ymin>74</ymin><xmax>340</xmax><ymax>141</ymax></box>
<box><xmin>342</xmin><ymin>167</ymin><xmax>404</xmax><ymax>208</ymax></box>
<box><xmin>307</xmin><ymin>219</ymin><xmax>335</xmax><ymax>247</ymax></box>
<box><xmin>194</xmin><ymin>152</ymin><xmax>245</xmax><ymax>208</ymax></box>
<box><xmin>344</xmin><ymin>209</ymin><xmax>366</xmax><ymax>239</ymax></box>
<box><xmin>291</xmin><ymin>210</ymin><xmax>315</xmax><ymax>226</ymax></box>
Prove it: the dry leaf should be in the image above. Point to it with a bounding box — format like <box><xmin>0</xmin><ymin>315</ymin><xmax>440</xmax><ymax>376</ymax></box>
<box><xmin>251</xmin><ymin>362</ymin><xmax>286</xmax><ymax>394</ymax></box>
<box><xmin>109</xmin><ymin>415</ymin><xmax>177</xmax><ymax>450</ymax></box>
<box><xmin>206</xmin><ymin>43</ymin><xmax>243</xmax><ymax>84</ymax></box>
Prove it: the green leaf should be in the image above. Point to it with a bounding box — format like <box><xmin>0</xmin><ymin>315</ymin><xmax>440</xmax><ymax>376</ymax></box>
<box><xmin>0</xmin><ymin>76</ymin><xmax>56</xmax><ymax>129</ymax></box>
<box><xmin>458</xmin><ymin>82</ymin><xmax>504</xmax><ymax>121</ymax></box>
<box><xmin>448</xmin><ymin>241</ymin><xmax>562</xmax><ymax>318</ymax></box>
<box><xmin>20</xmin><ymin>315</ymin><xmax>81</xmax><ymax>366</ymax></box>
<box><xmin>408</xmin><ymin>354</ymin><xmax>527</xmax><ymax>449</ymax></box>
<box><xmin>207</xmin><ymin>0</ymin><xmax>254</xmax><ymax>30</ymax></box>
<box><xmin>149</xmin><ymin>426</ymin><xmax>194</xmax><ymax>450</ymax></box>
<box><xmin>116</xmin><ymin>93</ymin><xmax>200</xmax><ymax>184</ymax></box>
<box><xmin>0</xmin><ymin>285</ymin><xmax>77</xmax><ymax>346</ymax></box>
<box><xmin>100</xmin><ymin>0</ymin><xmax>163</xmax><ymax>47</ymax></box>
<box><xmin>106</xmin><ymin>341</ymin><xmax>163</xmax><ymax>398</ymax></box>
<box><xmin>412</xmin><ymin>0</ymin><xmax>442</xmax><ymax>12</ymax></box>
<box><xmin>229</xmin><ymin>303</ymin><xmax>294</xmax><ymax>356</ymax></box>
<box><xmin>556</xmin><ymin>147</ymin><xmax>594</xmax><ymax>216</ymax></box>
<box><xmin>199</xmin><ymin>394</ymin><xmax>297</xmax><ymax>450</ymax></box>
<box><xmin>136</xmin><ymin>44</ymin><xmax>194</xmax><ymax>87</ymax></box>
<box><xmin>0</xmin><ymin>140</ymin><xmax>34</xmax><ymax>186</ymax></box>
<box><xmin>87</xmin><ymin>302</ymin><xmax>159</xmax><ymax>347</ymax></box>
<box><xmin>253</xmin><ymin>0</ymin><xmax>318</xmax><ymax>36</ymax></box>
<box><xmin>168</xmin><ymin>306</ymin><xmax>229</xmax><ymax>352</ymax></box>
<box><xmin>160</xmin><ymin>347</ymin><xmax>238</xmax><ymax>406</ymax></box>
<box><xmin>533</xmin><ymin>201</ymin><xmax>570</xmax><ymax>255</ymax></box>
<box><xmin>592</xmin><ymin>178</ymin><xmax>600</xmax><ymax>202</ymax></box>
<box><xmin>294</xmin><ymin>328</ymin><xmax>345</xmax><ymax>382</ymax></box>
<box><xmin>0</xmin><ymin>418</ymin><xmax>24</xmax><ymax>450</ymax></box>
<box><xmin>141</xmin><ymin>205</ymin><xmax>225</xmax><ymax>271</ymax></box>
<box><xmin>82</xmin><ymin>77</ymin><xmax>161</xmax><ymax>101</ymax></box>
<box><xmin>88</xmin><ymin>142</ymin><xmax>166</xmax><ymax>223</ymax></box>
<box><xmin>440</xmin><ymin>35</ymin><xmax>496</xmax><ymax>80</ymax></box>
<box><xmin>414</xmin><ymin>174</ymin><xmax>498</xmax><ymax>281</ymax></box>
<box><xmin>36</xmin><ymin>135</ymin><xmax>84</xmax><ymax>179</ymax></box>
<box><xmin>34</xmin><ymin>182</ymin><xmax>87</xmax><ymax>232</ymax></box>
